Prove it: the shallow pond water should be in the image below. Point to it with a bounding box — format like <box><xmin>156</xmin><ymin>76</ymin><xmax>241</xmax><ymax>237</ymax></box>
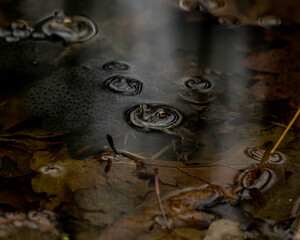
<box><xmin>0</xmin><ymin>0</ymin><xmax>299</xmax><ymax>239</ymax></box>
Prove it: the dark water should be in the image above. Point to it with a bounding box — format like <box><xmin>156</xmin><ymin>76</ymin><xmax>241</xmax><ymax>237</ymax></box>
<box><xmin>0</xmin><ymin>0</ymin><xmax>299</xmax><ymax>239</ymax></box>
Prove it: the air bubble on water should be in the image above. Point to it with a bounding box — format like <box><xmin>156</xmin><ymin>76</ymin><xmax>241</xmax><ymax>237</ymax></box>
<box><xmin>258</xmin><ymin>15</ymin><xmax>281</xmax><ymax>28</ymax></box>
<box><xmin>218</xmin><ymin>15</ymin><xmax>241</xmax><ymax>27</ymax></box>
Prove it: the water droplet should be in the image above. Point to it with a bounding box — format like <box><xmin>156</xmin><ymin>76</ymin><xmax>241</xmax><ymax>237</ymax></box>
<box><xmin>103</xmin><ymin>75</ymin><xmax>142</xmax><ymax>96</ymax></box>
<box><xmin>126</xmin><ymin>103</ymin><xmax>183</xmax><ymax>131</ymax></box>
<box><xmin>5</xmin><ymin>36</ymin><xmax>20</xmax><ymax>42</ymax></box>
<box><xmin>218</xmin><ymin>15</ymin><xmax>241</xmax><ymax>27</ymax></box>
<box><xmin>179</xmin><ymin>0</ymin><xmax>199</xmax><ymax>11</ymax></box>
<box><xmin>245</xmin><ymin>147</ymin><xmax>285</xmax><ymax>164</ymax></box>
<box><xmin>103</xmin><ymin>60</ymin><xmax>131</xmax><ymax>71</ymax></box>
<box><xmin>40</xmin><ymin>11</ymin><xmax>97</xmax><ymax>43</ymax></box>
<box><xmin>258</xmin><ymin>15</ymin><xmax>281</xmax><ymax>28</ymax></box>
<box><xmin>198</xmin><ymin>0</ymin><xmax>225</xmax><ymax>12</ymax></box>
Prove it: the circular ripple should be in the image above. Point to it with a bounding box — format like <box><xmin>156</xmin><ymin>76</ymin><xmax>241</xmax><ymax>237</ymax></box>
<box><xmin>182</xmin><ymin>76</ymin><xmax>212</xmax><ymax>91</ymax></box>
<box><xmin>126</xmin><ymin>103</ymin><xmax>183</xmax><ymax>131</ymax></box>
<box><xmin>179</xmin><ymin>76</ymin><xmax>215</xmax><ymax>104</ymax></box>
<box><xmin>103</xmin><ymin>75</ymin><xmax>142</xmax><ymax>96</ymax></box>
<box><xmin>218</xmin><ymin>15</ymin><xmax>241</xmax><ymax>27</ymax></box>
<box><xmin>258</xmin><ymin>15</ymin><xmax>281</xmax><ymax>28</ymax></box>
<box><xmin>237</xmin><ymin>168</ymin><xmax>276</xmax><ymax>200</ymax></box>
<box><xmin>246</xmin><ymin>147</ymin><xmax>283</xmax><ymax>163</ymax></box>
<box><xmin>40</xmin><ymin>11</ymin><xmax>97</xmax><ymax>43</ymax></box>
<box><xmin>103</xmin><ymin>60</ymin><xmax>131</xmax><ymax>71</ymax></box>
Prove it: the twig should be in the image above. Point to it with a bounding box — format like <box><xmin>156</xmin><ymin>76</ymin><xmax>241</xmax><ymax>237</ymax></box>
<box><xmin>270</xmin><ymin>107</ymin><xmax>300</xmax><ymax>154</ymax></box>
<box><xmin>107</xmin><ymin>134</ymin><xmax>119</xmax><ymax>154</ymax></box>
<box><xmin>251</xmin><ymin>107</ymin><xmax>300</xmax><ymax>182</ymax></box>
<box><xmin>154</xmin><ymin>168</ymin><xmax>177</xmax><ymax>239</ymax></box>
<box><xmin>0</xmin><ymin>98</ymin><xmax>9</xmax><ymax>107</ymax></box>
<box><xmin>105</xmin><ymin>135</ymin><xmax>245</xmax><ymax>171</ymax></box>
<box><xmin>151</xmin><ymin>145</ymin><xmax>170</xmax><ymax>159</ymax></box>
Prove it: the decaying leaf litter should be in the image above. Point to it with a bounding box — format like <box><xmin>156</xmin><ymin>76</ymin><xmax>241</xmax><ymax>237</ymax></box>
<box><xmin>0</xmin><ymin>0</ymin><xmax>299</xmax><ymax>239</ymax></box>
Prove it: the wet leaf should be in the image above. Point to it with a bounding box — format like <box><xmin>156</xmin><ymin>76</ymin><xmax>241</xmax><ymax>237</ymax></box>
<box><xmin>0</xmin><ymin>98</ymin><xmax>29</xmax><ymax>133</ymax></box>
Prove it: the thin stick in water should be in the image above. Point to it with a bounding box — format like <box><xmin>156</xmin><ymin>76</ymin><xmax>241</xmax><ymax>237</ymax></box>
<box><xmin>154</xmin><ymin>168</ymin><xmax>177</xmax><ymax>239</ymax></box>
<box><xmin>271</xmin><ymin>107</ymin><xmax>300</xmax><ymax>154</ymax></box>
<box><xmin>151</xmin><ymin>145</ymin><xmax>170</xmax><ymax>159</ymax></box>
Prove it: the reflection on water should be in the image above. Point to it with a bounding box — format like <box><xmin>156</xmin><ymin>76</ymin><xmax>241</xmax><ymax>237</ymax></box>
<box><xmin>0</xmin><ymin>0</ymin><xmax>299</xmax><ymax>239</ymax></box>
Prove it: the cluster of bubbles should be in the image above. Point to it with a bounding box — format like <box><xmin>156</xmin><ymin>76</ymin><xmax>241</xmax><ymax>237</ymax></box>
<box><xmin>178</xmin><ymin>0</ymin><xmax>282</xmax><ymax>29</ymax></box>
<box><xmin>0</xmin><ymin>11</ymin><xmax>97</xmax><ymax>44</ymax></box>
